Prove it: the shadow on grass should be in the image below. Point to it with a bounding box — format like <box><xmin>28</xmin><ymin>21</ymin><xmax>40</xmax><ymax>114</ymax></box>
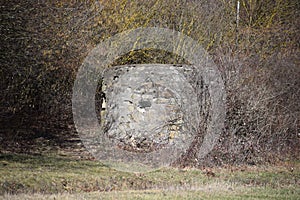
<box><xmin>0</xmin><ymin>153</ymin><xmax>106</xmax><ymax>169</ymax></box>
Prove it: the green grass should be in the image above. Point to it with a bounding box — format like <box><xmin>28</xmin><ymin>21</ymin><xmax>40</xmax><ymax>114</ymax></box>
<box><xmin>0</xmin><ymin>153</ymin><xmax>299</xmax><ymax>199</ymax></box>
<box><xmin>2</xmin><ymin>187</ymin><xmax>300</xmax><ymax>200</ymax></box>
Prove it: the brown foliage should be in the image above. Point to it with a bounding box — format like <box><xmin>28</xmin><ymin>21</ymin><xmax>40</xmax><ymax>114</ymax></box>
<box><xmin>1</xmin><ymin>0</ymin><xmax>299</xmax><ymax>165</ymax></box>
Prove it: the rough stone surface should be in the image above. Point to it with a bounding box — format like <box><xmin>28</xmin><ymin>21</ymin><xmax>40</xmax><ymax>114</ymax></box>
<box><xmin>99</xmin><ymin>64</ymin><xmax>200</xmax><ymax>153</ymax></box>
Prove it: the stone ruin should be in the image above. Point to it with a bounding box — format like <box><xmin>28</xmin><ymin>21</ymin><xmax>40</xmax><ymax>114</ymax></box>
<box><xmin>97</xmin><ymin>64</ymin><xmax>205</xmax><ymax>154</ymax></box>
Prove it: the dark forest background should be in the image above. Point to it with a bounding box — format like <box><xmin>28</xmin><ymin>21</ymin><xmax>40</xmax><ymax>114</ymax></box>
<box><xmin>1</xmin><ymin>0</ymin><xmax>299</xmax><ymax>166</ymax></box>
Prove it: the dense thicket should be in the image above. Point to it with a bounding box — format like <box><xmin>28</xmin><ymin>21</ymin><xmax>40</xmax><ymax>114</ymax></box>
<box><xmin>1</xmin><ymin>0</ymin><xmax>299</xmax><ymax>165</ymax></box>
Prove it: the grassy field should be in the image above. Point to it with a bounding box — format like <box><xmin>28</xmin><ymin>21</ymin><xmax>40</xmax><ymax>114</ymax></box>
<box><xmin>0</xmin><ymin>153</ymin><xmax>299</xmax><ymax>199</ymax></box>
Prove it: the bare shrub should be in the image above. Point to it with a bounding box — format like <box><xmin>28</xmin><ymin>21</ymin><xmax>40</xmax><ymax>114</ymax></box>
<box><xmin>1</xmin><ymin>0</ymin><xmax>298</xmax><ymax>165</ymax></box>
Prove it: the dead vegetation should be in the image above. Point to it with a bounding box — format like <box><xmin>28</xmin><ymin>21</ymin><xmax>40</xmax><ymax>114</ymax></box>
<box><xmin>1</xmin><ymin>0</ymin><xmax>299</xmax><ymax>166</ymax></box>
